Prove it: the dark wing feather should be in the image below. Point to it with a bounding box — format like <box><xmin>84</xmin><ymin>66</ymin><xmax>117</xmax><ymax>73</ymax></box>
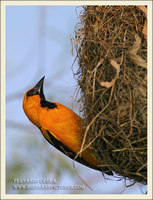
<box><xmin>41</xmin><ymin>129</ymin><xmax>96</xmax><ymax>170</ymax></box>
<box><xmin>40</xmin><ymin>129</ymin><xmax>113</xmax><ymax>175</ymax></box>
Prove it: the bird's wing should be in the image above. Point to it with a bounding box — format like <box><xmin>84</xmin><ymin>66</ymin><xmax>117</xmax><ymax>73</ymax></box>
<box><xmin>40</xmin><ymin>128</ymin><xmax>96</xmax><ymax>170</ymax></box>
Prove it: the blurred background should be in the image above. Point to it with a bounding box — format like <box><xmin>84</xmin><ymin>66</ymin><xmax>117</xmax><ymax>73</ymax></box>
<box><xmin>6</xmin><ymin>5</ymin><xmax>147</xmax><ymax>194</ymax></box>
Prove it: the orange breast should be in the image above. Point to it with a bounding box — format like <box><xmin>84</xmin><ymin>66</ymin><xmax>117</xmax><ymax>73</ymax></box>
<box><xmin>38</xmin><ymin>104</ymin><xmax>98</xmax><ymax>167</ymax></box>
<box><xmin>38</xmin><ymin>103</ymin><xmax>83</xmax><ymax>153</ymax></box>
<box><xmin>23</xmin><ymin>94</ymin><xmax>98</xmax><ymax>168</ymax></box>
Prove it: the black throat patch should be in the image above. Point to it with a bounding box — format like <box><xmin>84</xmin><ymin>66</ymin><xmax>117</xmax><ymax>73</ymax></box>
<box><xmin>40</xmin><ymin>99</ymin><xmax>57</xmax><ymax>109</ymax></box>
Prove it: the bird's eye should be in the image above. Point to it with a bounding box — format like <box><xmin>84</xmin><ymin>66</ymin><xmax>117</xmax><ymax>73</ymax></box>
<box><xmin>27</xmin><ymin>89</ymin><xmax>40</xmax><ymax>98</ymax></box>
<box><xmin>28</xmin><ymin>90</ymin><xmax>32</xmax><ymax>95</ymax></box>
<box><xmin>27</xmin><ymin>89</ymin><xmax>34</xmax><ymax>97</ymax></box>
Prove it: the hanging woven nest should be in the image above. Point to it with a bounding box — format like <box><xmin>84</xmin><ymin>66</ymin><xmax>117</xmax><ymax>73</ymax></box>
<box><xmin>72</xmin><ymin>5</ymin><xmax>147</xmax><ymax>184</ymax></box>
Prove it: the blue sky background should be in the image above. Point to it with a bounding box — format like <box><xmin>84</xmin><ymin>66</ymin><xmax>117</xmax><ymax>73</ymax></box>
<box><xmin>5</xmin><ymin>5</ymin><xmax>147</xmax><ymax>194</ymax></box>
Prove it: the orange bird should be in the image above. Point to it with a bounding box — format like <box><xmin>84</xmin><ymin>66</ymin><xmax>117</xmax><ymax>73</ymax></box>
<box><xmin>23</xmin><ymin>76</ymin><xmax>112</xmax><ymax>175</ymax></box>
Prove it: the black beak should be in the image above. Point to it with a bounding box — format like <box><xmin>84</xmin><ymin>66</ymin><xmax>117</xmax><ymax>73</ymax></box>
<box><xmin>33</xmin><ymin>76</ymin><xmax>45</xmax><ymax>99</ymax></box>
<box><xmin>27</xmin><ymin>76</ymin><xmax>45</xmax><ymax>99</ymax></box>
<box><xmin>34</xmin><ymin>76</ymin><xmax>45</xmax><ymax>92</ymax></box>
